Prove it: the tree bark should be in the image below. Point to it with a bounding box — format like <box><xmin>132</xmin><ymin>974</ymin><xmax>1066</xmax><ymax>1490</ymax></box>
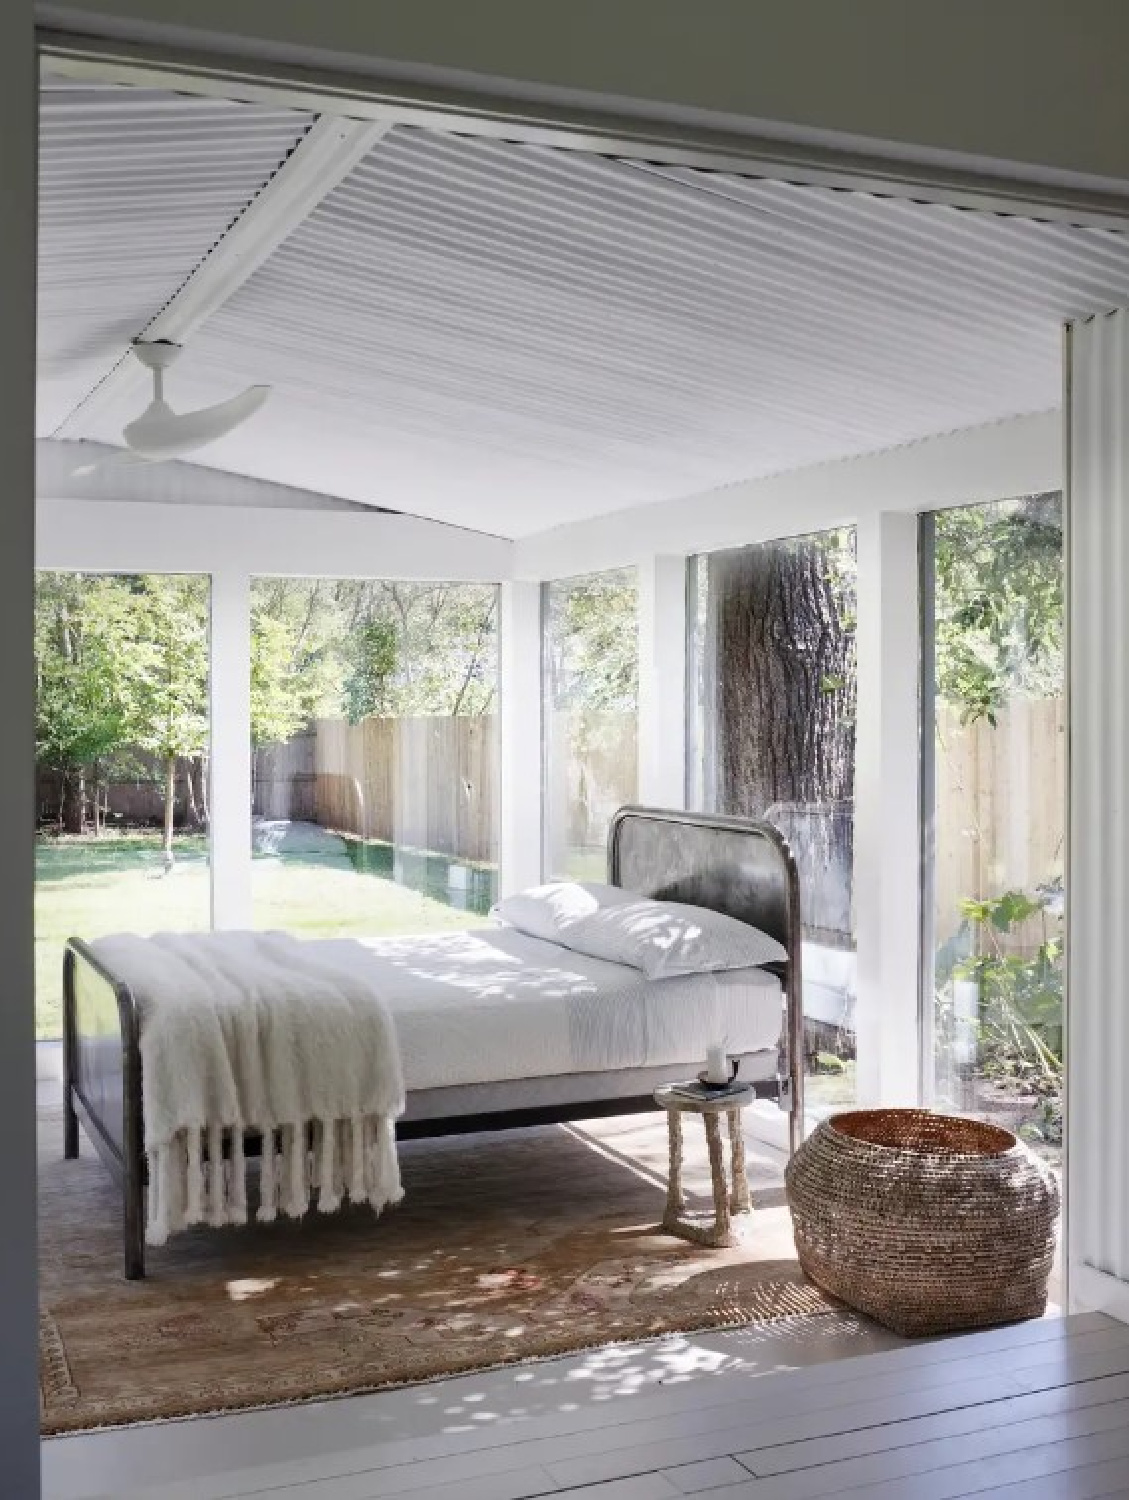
<box><xmin>61</xmin><ymin>767</ymin><xmax>84</xmax><ymax>835</ymax></box>
<box><xmin>161</xmin><ymin>753</ymin><xmax>177</xmax><ymax>872</ymax></box>
<box><xmin>707</xmin><ymin>540</ymin><xmax>855</xmax><ymax>815</ymax></box>
<box><xmin>705</xmin><ymin>538</ymin><xmax>856</xmax><ymax>947</ymax></box>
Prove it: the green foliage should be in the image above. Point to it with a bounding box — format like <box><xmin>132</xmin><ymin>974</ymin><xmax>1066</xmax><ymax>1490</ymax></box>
<box><xmin>249</xmin><ymin>579</ymin><xmax>498</xmax><ymax>726</ymax></box>
<box><xmin>933</xmin><ymin>494</ymin><xmax>1063</xmax><ymax>724</ymax></box>
<box><xmin>35</xmin><ymin>574</ymin><xmax>134</xmax><ymax>778</ymax></box>
<box><xmin>546</xmin><ymin>570</ymin><xmax>638</xmax><ymax>714</ymax></box>
<box><xmin>937</xmin><ymin>886</ymin><xmax>1064</xmax><ymax>1113</ymax></box>
<box><xmin>251</xmin><ymin>612</ymin><xmax>323</xmax><ymax>747</ymax></box>
<box><xmin>124</xmin><ymin>576</ymin><xmax>210</xmax><ymax>763</ymax></box>
<box><xmin>343</xmin><ymin>618</ymin><xmax>399</xmax><ymax>724</ymax></box>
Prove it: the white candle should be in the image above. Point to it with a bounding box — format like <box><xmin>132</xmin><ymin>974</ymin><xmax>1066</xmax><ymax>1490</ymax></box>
<box><xmin>706</xmin><ymin>1043</ymin><xmax>729</xmax><ymax>1085</ymax></box>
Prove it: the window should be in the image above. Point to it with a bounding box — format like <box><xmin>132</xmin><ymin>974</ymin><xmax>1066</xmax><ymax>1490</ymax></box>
<box><xmin>688</xmin><ymin>531</ymin><xmax>858</xmax><ymax>1109</ymax></box>
<box><xmin>250</xmin><ymin>578</ymin><xmax>499</xmax><ymax>937</ymax></box>
<box><xmin>34</xmin><ymin>572</ymin><xmax>211</xmax><ymax>1039</ymax></box>
<box><xmin>922</xmin><ymin>496</ymin><xmax>1064</xmax><ymax>1165</ymax></box>
<box><xmin>542</xmin><ymin>569</ymin><xmax>639</xmax><ymax>881</ymax></box>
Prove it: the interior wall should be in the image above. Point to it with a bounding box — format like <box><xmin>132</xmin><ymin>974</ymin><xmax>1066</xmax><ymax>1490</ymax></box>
<box><xmin>2</xmin><ymin>4</ymin><xmax>41</xmax><ymax>1494</ymax></box>
<box><xmin>515</xmin><ymin>411</ymin><xmax>1062</xmax><ymax>579</ymax></box>
<box><xmin>36</xmin><ymin>497</ymin><xmax>513</xmax><ymax>579</ymax></box>
<box><xmin>40</xmin><ymin>2</ymin><xmax>1129</xmax><ymax>189</ymax></box>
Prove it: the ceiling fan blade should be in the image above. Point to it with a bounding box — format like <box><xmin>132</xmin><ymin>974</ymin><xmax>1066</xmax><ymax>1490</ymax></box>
<box><xmin>122</xmin><ymin>385</ymin><xmax>270</xmax><ymax>461</ymax></box>
<box><xmin>70</xmin><ymin>448</ymin><xmax>157</xmax><ymax>479</ymax></box>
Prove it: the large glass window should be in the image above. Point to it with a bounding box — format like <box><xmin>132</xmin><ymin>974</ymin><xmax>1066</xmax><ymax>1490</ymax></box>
<box><xmin>688</xmin><ymin>531</ymin><xmax>858</xmax><ymax>1110</ymax></box>
<box><xmin>34</xmin><ymin>572</ymin><xmax>211</xmax><ymax>1039</ymax></box>
<box><xmin>250</xmin><ymin>579</ymin><xmax>499</xmax><ymax>937</ymax></box>
<box><xmin>542</xmin><ymin>569</ymin><xmax>639</xmax><ymax>880</ymax></box>
<box><xmin>923</xmin><ymin>495</ymin><xmax>1064</xmax><ymax>1165</ymax></box>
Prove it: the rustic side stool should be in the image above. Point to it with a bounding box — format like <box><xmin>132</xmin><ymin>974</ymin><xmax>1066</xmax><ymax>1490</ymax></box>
<box><xmin>654</xmin><ymin>1082</ymin><xmax>756</xmax><ymax>1248</ymax></box>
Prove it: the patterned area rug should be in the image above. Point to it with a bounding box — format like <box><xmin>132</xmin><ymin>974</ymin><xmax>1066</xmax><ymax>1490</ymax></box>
<box><xmin>39</xmin><ymin>1104</ymin><xmax>830</xmax><ymax>1433</ymax></box>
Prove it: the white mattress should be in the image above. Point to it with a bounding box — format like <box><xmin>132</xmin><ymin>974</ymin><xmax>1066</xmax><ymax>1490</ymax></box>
<box><xmin>310</xmin><ymin>926</ymin><xmax>783</xmax><ymax>1093</ymax></box>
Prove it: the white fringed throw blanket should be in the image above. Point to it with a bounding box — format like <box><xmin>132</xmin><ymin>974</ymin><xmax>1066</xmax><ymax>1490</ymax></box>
<box><xmin>91</xmin><ymin>931</ymin><xmax>405</xmax><ymax>1247</ymax></box>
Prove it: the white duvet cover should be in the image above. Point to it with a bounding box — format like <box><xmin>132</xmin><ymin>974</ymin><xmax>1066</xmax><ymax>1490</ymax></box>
<box><xmin>309</xmin><ymin>925</ymin><xmax>783</xmax><ymax>1092</ymax></box>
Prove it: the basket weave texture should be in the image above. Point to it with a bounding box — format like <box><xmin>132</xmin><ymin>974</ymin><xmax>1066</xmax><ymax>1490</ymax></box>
<box><xmin>785</xmin><ymin>1109</ymin><xmax>1060</xmax><ymax>1337</ymax></box>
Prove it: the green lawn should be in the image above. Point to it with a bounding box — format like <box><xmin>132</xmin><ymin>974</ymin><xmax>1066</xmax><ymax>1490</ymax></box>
<box><xmin>35</xmin><ymin>828</ymin><xmax>494</xmax><ymax>1039</ymax></box>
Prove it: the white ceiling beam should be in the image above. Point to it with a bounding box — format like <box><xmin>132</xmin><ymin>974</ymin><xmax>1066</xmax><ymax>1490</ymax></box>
<box><xmin>53</xmin><ymin>113</ymin><xmax>391</xmax><ymax>439</ymax></box>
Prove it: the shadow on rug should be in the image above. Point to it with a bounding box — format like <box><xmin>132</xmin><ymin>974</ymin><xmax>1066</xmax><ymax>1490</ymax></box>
<box><xmin>39</xmin><ymin>1107</ymin><xmax>829</xmax><ymax>1433</ymax></box>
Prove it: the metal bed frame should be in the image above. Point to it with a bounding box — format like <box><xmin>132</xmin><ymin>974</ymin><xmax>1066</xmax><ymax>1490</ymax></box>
<box><xmin>63</xmin><ymin>805</ymin><xmax>805</xmax><ymax>1278</ymax></box>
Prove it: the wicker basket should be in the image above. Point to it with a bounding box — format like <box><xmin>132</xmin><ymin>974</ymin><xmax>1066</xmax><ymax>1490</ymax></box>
<box><xmin>785</xmin><ymin>1109</ymin><xmax>1060</xmax><ymax>1337</ymax></box>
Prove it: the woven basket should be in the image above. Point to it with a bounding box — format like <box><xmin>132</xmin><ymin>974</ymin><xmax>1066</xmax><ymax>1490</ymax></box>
<box><xmin>785</xmin><ymin>1109</ymin><xmax>1060</xmax><ymax>1337</ymax></box>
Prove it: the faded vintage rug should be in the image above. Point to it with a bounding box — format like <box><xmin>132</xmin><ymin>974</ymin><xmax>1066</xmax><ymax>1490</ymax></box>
<box><xmin>39</xmin><ymin>1104</ymin><xmax>829</xmax><ymax>1433</ymax></box>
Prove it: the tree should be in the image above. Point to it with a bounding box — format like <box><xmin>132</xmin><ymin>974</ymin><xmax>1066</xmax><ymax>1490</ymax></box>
<box><xmin>342</xmin><ymin>618</ymin><xmax>399</xmax><ymax>723</ymax></box>
<box><xmin>35</xmin><ymin>574</ymin><xmax>134</xmax><ymax>833</ymax></box>
<box><xmin>932</xmin><ymin>493</ymin><xmax>1062</xmax><ymax>724</ymax></box>
<box><xmin>249</xmin><ymin>578</ymin><xmax>499</xmax><ymax>727</ymax></box>
<box><xmin>251</xmin><ymin>610</ymin><xmax>327</xmax><ymax>746</ymax></box>
<box><xmin>700</xmin><ymin>532</ymin><xmax>857</xmax><ymax>953</ymax></box>
<box><xmin>545</xmin><ymin>571</ymin><xmax>638</xmax><ymax>714</ymax></box>
<box><xmin>125</xmin><ymin>577</ymin><xmax>210</xmax><ymax>870</ymax></box>
<box><xmin>706</xmin><ymin>534</ymin><xmax>856</xmax><ymax>818</ymax></box>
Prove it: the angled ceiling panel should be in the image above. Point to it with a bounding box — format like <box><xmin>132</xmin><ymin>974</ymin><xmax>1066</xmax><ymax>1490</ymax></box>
<box><xmin>37</xmin><ymin>77</ymin><xmax>315</xmax><ymax>433</ymax></box>
<box><xmin>42</xmin><ymin>91</ymin><xmax>1129</xmax><ymax>536</ymax></box>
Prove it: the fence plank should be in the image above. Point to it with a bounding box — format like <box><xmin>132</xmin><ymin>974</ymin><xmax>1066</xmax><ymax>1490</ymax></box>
<box><xmin>933</xmin><ymin>699</ymin><xmax>1065</xmax><ymax>951</ymax></box>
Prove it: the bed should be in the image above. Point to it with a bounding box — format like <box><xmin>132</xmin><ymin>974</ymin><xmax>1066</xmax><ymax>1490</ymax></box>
<box><xmin>63</xmin><ymin>806</ymin><xmax>804</xmax><ymax>1278</ymax></box>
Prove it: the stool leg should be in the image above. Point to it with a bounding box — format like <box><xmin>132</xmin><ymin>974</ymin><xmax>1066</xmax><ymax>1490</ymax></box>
<box><xmin>727</xmin><ymin>1109</ymin><xmax>751</xmax><ymax>1213</ymax></box>
<box><xmin>704</xmin><ymin>1113</ymin><xmax>731</xmax><ymax>1247</ymax></box>
<box><xmin>664</xmin><ymin>1109</ymin><xmax>685</xmax><ymax>1221</ymax></box>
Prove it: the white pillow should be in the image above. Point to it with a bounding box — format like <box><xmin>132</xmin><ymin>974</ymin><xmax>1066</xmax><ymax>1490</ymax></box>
<box><xmin>491</xmin><ymin>881</ymin><xmax>635</xmax><ymax>944</ymax></box>
<box><xmin>564</xmin><ymin>898</ymin><xmax>788</xmax><ymax>980</ymax></box>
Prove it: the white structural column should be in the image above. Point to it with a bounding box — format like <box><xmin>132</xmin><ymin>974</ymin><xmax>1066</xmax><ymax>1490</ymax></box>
<box><xmin>1066</xmin><ymin>312</ymin><xmax>1129</xmax><ymax>1320</ymax></box>
<box><xmin>500</xmin><ymin>580</ymin><xmax>544</xmax><ymax>895</ymax></box>
<box><xmin>210</xmin><ymin>570</ymin><xmax>254</xmax><ymax>929</ymax></box>
<box><xmin>853</xmin><ymin>512</ymin><xmax>921</xmax><ymax>1107</ymax></box>
<box><xmin>637</xmin><ymin>554</ymin><xmax>688</xmax><ymax>807</ymax></box>
<box><xmin>0</xmin><ymin>6</ymin><xmax>40</xmax><ymax>1494</ymax></box>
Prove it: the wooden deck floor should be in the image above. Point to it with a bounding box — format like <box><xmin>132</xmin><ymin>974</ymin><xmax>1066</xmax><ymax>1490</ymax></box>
<box><xmin>44</xmin><ymin>1311</ymin><xmax>1129</xmax><ymax>1500</ymax></box>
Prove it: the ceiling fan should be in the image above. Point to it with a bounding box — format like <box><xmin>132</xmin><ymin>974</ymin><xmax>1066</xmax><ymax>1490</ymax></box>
<box><xmin>72</xmin><ymin>341</ymin><xmax>270</xmax><ymax>475</ymax></box>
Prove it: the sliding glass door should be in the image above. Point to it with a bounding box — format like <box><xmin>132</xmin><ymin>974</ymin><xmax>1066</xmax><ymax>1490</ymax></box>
<box><xmin>687</xmin><ymin>529</ymin><xmax>858</xmax><ymax>1110</ymax></box>
<box><xmin>34</xmin><ymin>572</ymin><xmax>211</xmax><ymax>1039</ymax></box>
<box><xmin>249</xmin><ymin>578</ymin><xmax>499</xmax><ymax>937</ymax></box>
<box><xmin>921</xmin><ymin>495</ymin><xmax>1064</xmax><ymax>1165</ymax></box>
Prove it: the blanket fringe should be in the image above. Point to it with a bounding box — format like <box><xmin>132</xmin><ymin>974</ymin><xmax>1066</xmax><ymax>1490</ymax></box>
<box><xmin>145</xmin><ymin>1115</ymin><xmax>400</xmax><ymax>1246</ymax></box>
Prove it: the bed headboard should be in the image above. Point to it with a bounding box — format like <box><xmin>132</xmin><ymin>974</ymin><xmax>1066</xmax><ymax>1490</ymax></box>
<box><xmin>607</xmin><ymin>804</ymin><xmax>801</xmax><ymax>958</ymax></box>
<box><xmin>608</xmin><ymin>805</ymin><xmax>805</xmax><ymax>1149</ymax></box>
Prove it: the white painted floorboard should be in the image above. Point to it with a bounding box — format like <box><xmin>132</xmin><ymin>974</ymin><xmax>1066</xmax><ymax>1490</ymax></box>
<box><xmin>44</xmin><ymin>1313</ymin><xmax>1129</xmax><ymax>1500</ymax></box>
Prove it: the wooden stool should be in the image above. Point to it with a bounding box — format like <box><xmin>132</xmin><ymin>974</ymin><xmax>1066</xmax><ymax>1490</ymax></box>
<box><xmin>654</xmin><ymin>1083</ymin><xmax>755</xmax><ymax>1248</ymax></box>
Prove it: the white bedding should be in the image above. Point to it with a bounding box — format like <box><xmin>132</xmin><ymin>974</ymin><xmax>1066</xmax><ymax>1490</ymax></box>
<box><xmin>307</xmin><ymin>925</ymin><xmax>783</xmax><ymax>1092</ymax></box>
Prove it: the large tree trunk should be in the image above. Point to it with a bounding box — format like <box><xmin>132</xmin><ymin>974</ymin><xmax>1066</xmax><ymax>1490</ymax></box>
<box><xmin>705</xmin><ymin>538</ymin><xmax>856</xmax><ymax>954</ymax></box>
<box><xmin>707</xmin><ymin>540</ymin><xmax>855</xmax><ymax>815</ymax></box>
<box><xmin>161</xmin><ymin>753</ymin><xmax>177</xmax><ymax>873</ymax></box>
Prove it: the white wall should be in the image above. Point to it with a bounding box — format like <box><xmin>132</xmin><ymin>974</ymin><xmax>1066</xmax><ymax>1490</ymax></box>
<box><xmin>37</xmin><ymin>497</ymin><xmax>512</xmax><ymax>579</ymax></box>
<box><xmin>3</xmin><ymin>6</ymin><xmax>40</xmax><ymax>1495</ymax></box>
<box><xmin>515</xmin><ymin>411</ymin><xmax>1062</xmax><ymax>579</ymax></box>
<box><xmin>41</xmin><ymin>2</ymin><xmax>1129</xmax><ymax>191</ymax></box>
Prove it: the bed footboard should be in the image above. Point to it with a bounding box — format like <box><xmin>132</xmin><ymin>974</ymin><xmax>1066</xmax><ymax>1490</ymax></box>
<box><xmin>63</xmin><ymin>938</ymin><xmax>146</xmax><ymax>1279</ymax></box>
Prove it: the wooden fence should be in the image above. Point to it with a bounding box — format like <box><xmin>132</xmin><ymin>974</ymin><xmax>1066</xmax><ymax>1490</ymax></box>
<box><xmin>254</xmin><ymin>716</ymin><xmax>498</xmax><ymax>864</ymax></box>
<box><xmin>545</xmin><ymin>709</ymin><xmax>637</xmax><ymax>861</ymax></box>
<box><xmin>932</xmin><ymin>697</ymin><xmax>1065</xmax><ymax>950</ymax></box>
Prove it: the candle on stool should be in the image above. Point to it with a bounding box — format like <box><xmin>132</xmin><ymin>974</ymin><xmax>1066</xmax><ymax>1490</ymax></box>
<box><xmin>706</xmin><ymin>1043</ymin><xmax>729</xmax><ymax>1085</ymax></box>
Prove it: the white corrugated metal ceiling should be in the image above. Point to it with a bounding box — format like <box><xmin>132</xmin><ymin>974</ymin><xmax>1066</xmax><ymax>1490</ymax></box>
<box><xmin>37</xmin><ymin>77</ymin><xmax>315</xmax><ymax>433</ymax></box>
<box><xmin>38</xmin><ymin>80</ymin><xmax>1129</xmax><ymax>537</ymax></box>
